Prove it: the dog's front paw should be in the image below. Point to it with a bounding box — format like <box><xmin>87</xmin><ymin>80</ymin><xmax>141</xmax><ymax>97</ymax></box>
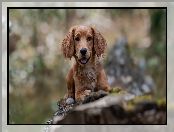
<box><xmin>84</xmin><ymin>90</ymin><xmax>91</xmax><ymax>96</ymax></box>
<box><xmin>76</xmin><ymin>90</ymin><xmax>92</xmax><ymax>102</ymax></box>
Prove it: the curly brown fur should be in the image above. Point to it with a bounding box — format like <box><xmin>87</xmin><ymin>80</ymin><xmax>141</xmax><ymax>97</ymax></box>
<box><xmin>61</xmin><ymin>25</ymin><xmax>110</xmax><ymax>101</ymax></box>
<box><xmin>62</xmin><ymin>27</ymin><xmax>75</xmax><ymax>59</ymax></box>
<box><xmin>92</xmin><ymin>27</ymin><xmax>107</xmax><ymax>57</ymax></box>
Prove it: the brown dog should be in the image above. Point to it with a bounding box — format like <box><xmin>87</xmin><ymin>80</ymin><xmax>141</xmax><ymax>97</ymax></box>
<box><xmin>61</xmin><ymin>25</ymin><xmax>110</xmax><ymax>101</ymax></box>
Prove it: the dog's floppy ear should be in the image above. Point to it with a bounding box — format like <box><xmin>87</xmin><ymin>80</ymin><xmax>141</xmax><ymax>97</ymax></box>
<box><xmin>61</xmin><ymin>27</ymin><xmax>75</xmax><ymax>59</ymax></box>
<box><xmin>91</xmin><ymin>27</ymin><xmax>107</xmax><ymax>57</ymax></box>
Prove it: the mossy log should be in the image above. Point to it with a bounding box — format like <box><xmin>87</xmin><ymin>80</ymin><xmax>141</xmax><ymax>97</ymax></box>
<box><xmin>50</xmin><ymin>90</ymin><xmax>166</xmax><ymax>124</ymax></box>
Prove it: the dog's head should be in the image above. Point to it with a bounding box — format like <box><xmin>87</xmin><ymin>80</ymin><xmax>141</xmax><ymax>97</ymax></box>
<box><xmin>61</xmin><ymin>25</ymin><xmax>107</xmax><ymax>65</ymax></box>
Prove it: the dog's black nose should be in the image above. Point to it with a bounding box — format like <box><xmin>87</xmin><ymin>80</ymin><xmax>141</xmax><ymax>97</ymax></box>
<box><xmin>80</xmin><ymin>48</ymin><xmax>87</xmax><ymax>55</ymax></box>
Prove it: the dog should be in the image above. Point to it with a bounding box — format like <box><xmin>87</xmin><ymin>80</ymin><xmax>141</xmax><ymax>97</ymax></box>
<box><xmin>61</xmin><ymin>25</ymin><xmax>110</xmax><ymax>101</ymax></box>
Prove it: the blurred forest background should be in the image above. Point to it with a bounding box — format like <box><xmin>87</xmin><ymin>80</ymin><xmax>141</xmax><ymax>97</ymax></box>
<box><xmin>8</xmin><ymin>9</ymin><xmax>166</xmax><ymax>124</ymax></box>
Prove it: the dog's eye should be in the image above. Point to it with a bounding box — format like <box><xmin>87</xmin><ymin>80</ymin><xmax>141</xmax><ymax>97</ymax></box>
<box><xmin>75</xmin><ymin>37</ymin><xmax>80</xmax><ymax>41</ymax></box>
<box><xmin>87</xmin><ymin>37</ymin><xmax>92</xmax><ymax>41</ymax></box>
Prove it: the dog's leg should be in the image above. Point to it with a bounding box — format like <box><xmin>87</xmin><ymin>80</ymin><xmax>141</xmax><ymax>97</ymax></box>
<box><xmin>66</xmin><ymin>68</ymin><xmax>75</xmax><ymax>99</ymax></box>
<box><xmin>97</xmin><ymin>69</ymin><xmax>111</xmax><ymax>92</ymax></box>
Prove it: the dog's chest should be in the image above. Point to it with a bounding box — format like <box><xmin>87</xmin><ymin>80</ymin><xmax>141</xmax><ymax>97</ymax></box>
<box><xmin>74</xmin><ymin>67</ymin><xmax>97</xmax><ymax>91</ymax></box>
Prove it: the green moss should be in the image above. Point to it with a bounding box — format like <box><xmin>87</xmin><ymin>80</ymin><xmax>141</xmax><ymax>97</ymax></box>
<box><xmin>131</xmin><ymin>95</ymin><xmax>153</xmax><ymax>103</ymax></box>
<box><xmin>110</xmin><ymin>87</ymin><xmax>128</xmax><ymax>95</ymax></box>
<box><xmin>122</xmin><ymin>95</ymin><xmax>153</xmax><ymax>111</ymax></box>
<box><xmin>156</xmin><ymin>98</ymin><xmax>166</xmax><ymax>106</ymax></box>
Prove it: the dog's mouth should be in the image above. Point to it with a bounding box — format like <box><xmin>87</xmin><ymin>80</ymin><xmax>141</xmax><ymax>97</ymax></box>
<box><xmin>79</xmin><ymin>57</ymin><xmax>90</xmax><ymax>64</ymax></box>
